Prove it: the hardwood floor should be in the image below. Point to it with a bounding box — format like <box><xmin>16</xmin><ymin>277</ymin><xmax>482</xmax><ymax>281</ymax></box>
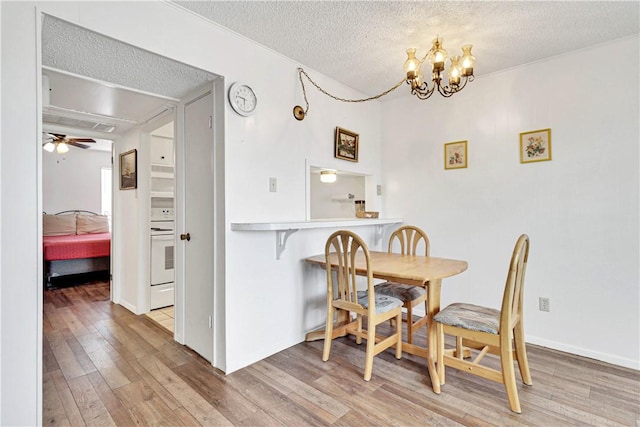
<box><xmin>43</xmin><ymin>282</ymin><xmax>640</xmax><ymax>426</ymax></box>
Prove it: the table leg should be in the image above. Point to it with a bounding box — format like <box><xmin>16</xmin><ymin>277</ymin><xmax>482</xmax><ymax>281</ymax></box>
<box><xmin>426</xmin><ymin>279</ymin><xmax>442</xmax><ymax>393</ymax></box>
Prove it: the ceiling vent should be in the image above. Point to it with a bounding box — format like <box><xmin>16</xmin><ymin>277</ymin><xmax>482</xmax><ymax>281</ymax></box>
<box><xmin>43</xmin><ymin>113</ymin><xmax>116</xmax><ymax>133</ymax></box>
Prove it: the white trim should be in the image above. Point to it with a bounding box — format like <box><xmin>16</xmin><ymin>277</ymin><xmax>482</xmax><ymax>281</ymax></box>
<box><xmin>527</xmin><ymin>335</ymin><xmax>640</xmax><ymax>371</ymax></box>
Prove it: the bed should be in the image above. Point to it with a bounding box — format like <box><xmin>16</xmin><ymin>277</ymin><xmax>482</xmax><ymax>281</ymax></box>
<box><xmin>43</xmin><ymin>210</ymin><xmax>111</xmax><ymax>288</ymax></box>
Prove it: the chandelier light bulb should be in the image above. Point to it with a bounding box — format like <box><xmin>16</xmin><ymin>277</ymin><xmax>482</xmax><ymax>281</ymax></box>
<box><xmin>461</xmin><ymin>44</ymin><xmax>476</xmax><ymax>76</ymax></box>
<box><xmin>403</xmin><ymin>48</ymin><xmax>421</xmax><ymax>80</ymax></box>
<box><xmin>428</xmin><ymin>37</ymin><xmax>448</xmax><ymax>73</ymax></box>
<box><xmin>43</xmin><ymin>142</ymin><xmax>55</xmax><ymax>152</ymax></box>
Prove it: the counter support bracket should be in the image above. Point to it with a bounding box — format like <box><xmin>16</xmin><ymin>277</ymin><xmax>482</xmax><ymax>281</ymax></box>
<box><xmin>276</xmin><ymin>229</ymin><xmax>298</xmax><ymax>260</ymax></box>
<box><xmin>374</xmin><ymin>224</ymin><xmax>390</xmax><ymax>245</ymax></box>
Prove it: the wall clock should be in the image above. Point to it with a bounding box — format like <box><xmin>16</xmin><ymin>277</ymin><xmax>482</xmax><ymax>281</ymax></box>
<box><xmin>228</xmin><ymin>82</ymin><xmax>257</xmax><ymax>116</ymax></box>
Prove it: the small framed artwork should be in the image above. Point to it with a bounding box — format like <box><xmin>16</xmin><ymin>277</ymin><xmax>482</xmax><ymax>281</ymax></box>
<box><xmin>335</xmin><ymin>127</ymin><xmax>359</xmax><ymax>162</ymax></box>
<box><xmin>444</xmin><ymin>140</ymin><xmax>468</xmax><ymax>170</ymax></box>
<box><xmin>520</xmin><ymin>128</ymin><xmax>552</xmax><ymax>163</ymax></box>
<box><xmin>119</xmin><ymin>149</ymin><xmax>137</xmax><ymax>190</ymax></box>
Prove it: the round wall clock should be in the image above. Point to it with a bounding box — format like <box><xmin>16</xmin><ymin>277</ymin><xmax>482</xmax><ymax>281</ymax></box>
<box><xmin>228</xmin><ymin>82</ymin><xmax>257</xmax><ymax>116</ymax></box>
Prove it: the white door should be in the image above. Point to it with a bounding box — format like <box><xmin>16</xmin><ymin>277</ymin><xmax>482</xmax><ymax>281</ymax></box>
<box><xmin>176</xmin><ymin>84</ymin><xmax>216</xmax><ymax>362</ymax></box>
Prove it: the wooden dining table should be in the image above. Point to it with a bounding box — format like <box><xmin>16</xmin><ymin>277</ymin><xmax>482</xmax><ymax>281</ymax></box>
<box><xmin>304</xmin><ymin>251</ymin><xmax>468</xmax><ymax>393</ymax></box>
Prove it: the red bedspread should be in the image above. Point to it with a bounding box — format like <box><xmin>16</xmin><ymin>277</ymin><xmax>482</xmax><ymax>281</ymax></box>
<box><xmin>43</xmin><ymin>233</ymin><xmax>111</xmax><ymax>261</ymax></box>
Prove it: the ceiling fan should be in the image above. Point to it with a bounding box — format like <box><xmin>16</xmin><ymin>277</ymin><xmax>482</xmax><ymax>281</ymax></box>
<box><xmin>42</xmin><ymin>133</ymin><xmax>96</xmax><ymax>153</ymax></box>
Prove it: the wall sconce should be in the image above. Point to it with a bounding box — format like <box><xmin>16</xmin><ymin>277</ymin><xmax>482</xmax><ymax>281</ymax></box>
<box><xmin>320</xmin><ymin>170</ymin><xmax>337</xmax><ymax>183</ymax></box>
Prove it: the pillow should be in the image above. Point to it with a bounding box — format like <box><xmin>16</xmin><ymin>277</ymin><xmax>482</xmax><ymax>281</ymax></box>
<box><xmin>76</xmin><ymin>214</ymin><xmax>110</xmax><ymax>234</ymax></box>
<box><xmin>43</xmin><ymin>214</ymin><xmax>76</xmax><ymax>236</ymax></box>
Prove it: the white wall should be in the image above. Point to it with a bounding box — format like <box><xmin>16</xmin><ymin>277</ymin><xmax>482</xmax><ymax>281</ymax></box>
<box><xmin>42</xmin><ymin>148</ymin><xmax>111</xmax><ymax>214</ymax></box>
<box><xmin>0</xmin><ymin>2</ymin><xmax>385</xmax><ymax>422</ymax></box>
<box><xmin>1</xmin><ymin>2</ymin><xmax>40</xmax><ymax>425</ymax></box>
<box><xmin>381</xmin><ymin>36</ymin><xmax>640</xmax><ymax>369</ymax></box>
<box><xmin>112</xmin><ymin>129</ymin><xmax>147</xmax><ymax>314</ymax></box>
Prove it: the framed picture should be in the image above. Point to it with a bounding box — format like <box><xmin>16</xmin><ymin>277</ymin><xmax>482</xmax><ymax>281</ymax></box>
<box><xmin>520</xmin><ymin>128</ymin><xmax>552</xmax><ymax>163</ymax></box>
<box><xmin>119</xmin><ymin>149</ymin><xmax>137</xmax><ymax>190</ymax></box>
<box><xmin>335</xmin><ymin>127</ymin><xmax>359</xmax><ymax>162</ymax></box>
<box><xmin>444</xmin><ymin>140</ymin><xmax>468</xmax><ymax>169</ymax></box>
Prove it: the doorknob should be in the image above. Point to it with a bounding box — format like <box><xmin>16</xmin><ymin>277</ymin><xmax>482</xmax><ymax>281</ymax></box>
<box><xmin>180</xmin><ymin>233</ymin><xmax>191</xmax><ymax>241</ymax></box>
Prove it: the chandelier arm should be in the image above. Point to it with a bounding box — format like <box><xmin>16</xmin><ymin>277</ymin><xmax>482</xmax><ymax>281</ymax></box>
<box><xmin>409</xmin><ymin>80</ymin><xmax>436</xmax><ymax>100</ymax></box>
<box><xmin>436</xmin><ymin>76</ymin><xmax>470</xmax><ymax>98</ymax></box>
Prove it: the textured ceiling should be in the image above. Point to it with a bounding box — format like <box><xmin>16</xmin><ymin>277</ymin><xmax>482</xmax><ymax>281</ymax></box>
<box><xmin>175</xmin><ymin>1</ymin><xmax>639</xmax><ymax>98</ymax></box>
<box><xmin>40</xmin><ymin>1</ymin><xmax>639</xmax><ymax>136</ymax></box>
<box><xmin>42</xmin><ymin>14</ymin><xmax>218</xmax><ymax>100</ymax></box>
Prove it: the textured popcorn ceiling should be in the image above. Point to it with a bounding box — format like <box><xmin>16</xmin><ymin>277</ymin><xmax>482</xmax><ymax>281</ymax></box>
<box><xmin>40</xmin><ymin>1</ymin><xmax>639</xmax><ymax>136</ymax></box>
<box><xmin>176</xmin><ymin>0</ymin><xmax>639</xmax><ymax>97</ymax></box>
<box><xmin>42</xmin><ymin>15</ymin><xmax>217</xmax><ymax>100</ymax></box>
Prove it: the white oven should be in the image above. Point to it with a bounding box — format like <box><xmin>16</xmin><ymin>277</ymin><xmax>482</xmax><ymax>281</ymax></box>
<box><xmin>150</xmin><ymin>221</ymin><xmax>174</xmax><ymax>309</ymax></box>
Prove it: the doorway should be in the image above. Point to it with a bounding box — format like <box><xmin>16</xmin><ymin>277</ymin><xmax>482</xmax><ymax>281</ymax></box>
<box><xmin>40</xmin><ymin>14</ymin><xmax>224</xmax><ymax>366</ymax></box>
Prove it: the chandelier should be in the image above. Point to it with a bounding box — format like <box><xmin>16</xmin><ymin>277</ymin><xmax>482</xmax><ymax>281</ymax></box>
<box><xmin>293</xmin><ymin>37</ymin><xmax>477</xmax><ymax>120</ymax></box>
<box><xmin>403</xmin><ymin>38</ymin><xmax>476</xmax><ymax>100</ymax></box>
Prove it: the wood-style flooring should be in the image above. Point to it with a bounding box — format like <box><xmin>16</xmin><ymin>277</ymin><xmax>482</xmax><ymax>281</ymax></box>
<box><xmin>44</xmin><ymin>281</ymin><xmax>640</xmax><ymax>426</ymax></box>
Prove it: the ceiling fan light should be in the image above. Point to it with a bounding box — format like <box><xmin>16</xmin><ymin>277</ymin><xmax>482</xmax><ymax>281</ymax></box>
<box><xmin>43</xmin><ymin>142</ymin><xmax>55</xmax><ymax>152</ymax></box>
<box><xmin>56</xmin><ymin>143</ymin><xmax>69</xmax><ymax>154</ymax></box>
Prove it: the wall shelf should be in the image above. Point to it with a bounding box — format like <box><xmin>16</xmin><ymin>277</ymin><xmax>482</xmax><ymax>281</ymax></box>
<box><xmin>231</xmin><ymin>218</ymin><xmax>403</xmax><ymax>259</ymax></box>
<box><xmin>151</xmin><ymin>191</ymin><xmax>174</xmax><ymax>198</ymax></box>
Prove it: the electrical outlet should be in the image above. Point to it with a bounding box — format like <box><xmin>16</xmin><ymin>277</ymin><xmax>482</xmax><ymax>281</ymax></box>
<box><xmin>539</xmin><ymin>297</ymin><xmax>550</xmax><ymax>312</ymax></box>
<box><xmin>269</xmin><ymin>177</ymin><xmax>277</xmax><ymax>192</ymax></box>
<box><xmin>377</xmin><ymin>185</ymin><xmax>382</xmax><ymax>196</ymax></box>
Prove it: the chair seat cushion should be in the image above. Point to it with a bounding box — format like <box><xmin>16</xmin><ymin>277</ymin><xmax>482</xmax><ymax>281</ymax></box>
<box><xmin>356</xmin><ymin>291</ymin><xmax>403</xmax><ymax>315</ymax></box>
<box><xmin>434</xmin><ymin>303</ymin><xmax>500</xmax><ymax>334</ymax></box>
<box><xmin>375</xmin><ymin>282</ymin><xmax>426</xmax><ymax>302</ymax></box>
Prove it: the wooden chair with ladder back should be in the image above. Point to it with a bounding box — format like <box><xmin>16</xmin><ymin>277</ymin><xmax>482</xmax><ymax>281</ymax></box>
<box><xmin>322</xmin><ymin>230</ymin><xmax>403</xmax><ymax>381</ymax></box>
<box><xmin>434</xmin><ymin>234</ymin><xmax>533</xmax><ymax>413</ymax></box>
<box><xmin>375</xmin><ymin>225</ymin><xmax>430</xmax><ymax>344</ymax></box>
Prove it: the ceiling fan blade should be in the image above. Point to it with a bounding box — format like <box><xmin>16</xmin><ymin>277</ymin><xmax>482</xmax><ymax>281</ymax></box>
<box><xmin>67</xmin><ymin>141</ymin><xmax>91</xmax><ymax>149</ymax></box>
<box><xmin>68</xmin><ymin>138</ymin><xmax>96</xmax><ymax>143</ymax></box>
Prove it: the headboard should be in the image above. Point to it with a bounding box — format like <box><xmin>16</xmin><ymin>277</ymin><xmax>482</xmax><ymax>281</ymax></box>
<box><xmin>43</xmin><ymin>210</ymin><xmax>109</xmax><ymax>236</ymax></box>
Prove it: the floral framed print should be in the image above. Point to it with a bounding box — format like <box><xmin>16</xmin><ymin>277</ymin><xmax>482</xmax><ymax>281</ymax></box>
<box><xmin>119</xmin><ymin>149</ymin><xmax>137</xmax><ymax>190</ymax></box>
<box><xmin>335</xmin><ymin>127</ymin><xmax>359</xmax><ymax>162</ymax></box>
<box><xmin>444</xmin><ymin>140</ymin><xmax>468</xmax><ymax>170</ymax></box>
<box><xmin>520</xmin><ymin>128</ymin><xmax>552</xmax><ymax>163</ymax></box>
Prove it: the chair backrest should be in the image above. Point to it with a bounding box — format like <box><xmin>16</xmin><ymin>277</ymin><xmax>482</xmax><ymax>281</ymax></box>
<box><xmin>388</xmin><ymin>225</ymin><xmax>430</xmax><ymax>256</ymax></box>
<box><xmin>500</xmin><ymin>234</ymin><xmax>530</xmax><ymax>333</ymax></box>
<box><xmin>325</xmin><ymin>230</ymin><xmax>374</xmax><ymax>311</ymax></box>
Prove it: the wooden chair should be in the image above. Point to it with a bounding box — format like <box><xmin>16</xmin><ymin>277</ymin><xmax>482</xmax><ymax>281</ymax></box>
<box><xmin>375</xmin><ymin>225</ymin><xmax>430</xmax><ymax>344</ymax></box>
<box><xmin>322</xmin><ymin>230</ymin><xmax>403</xmax><ymax>381</ymax></box>
<box><xmin>435</xmin><ymin>234</ymin><xmax>532</xmax><ymax>413</ymax></box>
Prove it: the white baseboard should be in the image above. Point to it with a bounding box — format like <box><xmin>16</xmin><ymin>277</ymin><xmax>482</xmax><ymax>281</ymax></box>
<box><xmin>526</xmin><ymin>335</ymin><xmax>639</xmax><ymax>370</ymax></box>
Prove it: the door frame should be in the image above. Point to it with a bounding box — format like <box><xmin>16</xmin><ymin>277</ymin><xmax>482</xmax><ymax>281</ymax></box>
<box><xmin>174</xmin><ymin>78</ymin><xmax>227</xmax><ymax>370</ymax></box>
